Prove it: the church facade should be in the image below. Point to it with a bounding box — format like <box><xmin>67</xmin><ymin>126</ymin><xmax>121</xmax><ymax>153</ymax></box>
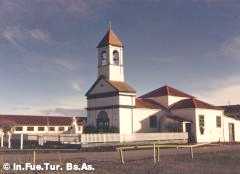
<box><xmin>86</xmin><ymin>26</ymin><xmax>240</xmax><ymax>143</ymax></box>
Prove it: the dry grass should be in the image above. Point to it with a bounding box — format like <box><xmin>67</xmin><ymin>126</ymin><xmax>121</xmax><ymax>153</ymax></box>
<box><xmin>1</xmin><ymin>144</ymin><xmax>240</xmax><ymax>173</ymax></box>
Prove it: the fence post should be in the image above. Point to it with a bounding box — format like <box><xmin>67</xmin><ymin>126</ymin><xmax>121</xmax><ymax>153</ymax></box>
<box><xmin>157</xmin><ymin>146</ymin><xmax>160</xmax><ymax>162</ymax></box>
<box><xmin>190</xmin><ymin>147</ymin><xmax>193</xmax><ymax>159</ymax></box>
<box><xmin>119</xmin><ymin>148</ymin><xmax>125</xmax><ymax>164</ymax></box>
<box><xmin>20</xmin><ymin>134</ymin><xmax>23</xmax><ymax>150</ymax></box>
<box><xmin>33</xmin><ymin>151</ymin><xmax>36</xmax><ymax>164</ymax></box>
<box><xmin>7</xmin><ymin>132</ymin><xmax>11</xmax><ymax>149</ymax></box>
<box><xmin>153</xmin><ymin>143</ymin><xmax>156</xmax><ymax>163</ymax></box>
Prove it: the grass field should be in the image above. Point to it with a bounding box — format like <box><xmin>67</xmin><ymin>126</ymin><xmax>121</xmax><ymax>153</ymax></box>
<box><xmin>1</xmin><ymin>144</ymin><xmax>240</xmax><ymax>173</ymax></box>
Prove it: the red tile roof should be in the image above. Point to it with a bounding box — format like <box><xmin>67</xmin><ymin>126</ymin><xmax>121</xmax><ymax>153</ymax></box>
<box><xmin>97</xmin><ymin>29</ymin><xmax>123</xmax><ymax>48</ymax></box>
<box><xmin>0</xmin><ymin>115</ymin><xmax>85</xmax><ymax>126</ymax></box>
<box><xmin>170</xmin><ymin>98</ymin><xmax>222</xmax><ymax>110</ymax></box>
<box><xmin>135</xmin><ymin>98</ymin><xmax>166</xmax><ymax>110</ymax></box>
<box><xmin>108</xmin><ymin>80</ymin><xmax>136</xmax><ymax>93</ymax></box>
<box><xmin>85</xmin><ymin>76</ymin><xmax>136</xmax><ymax>96</ymax></box>
<box><xmin>140</xmin><ymin>85</ymin><xmax>193</xmax><ymax>98</ymax></box>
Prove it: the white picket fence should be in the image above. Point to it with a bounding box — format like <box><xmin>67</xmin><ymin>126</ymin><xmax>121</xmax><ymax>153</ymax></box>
<box><xmin>27</xmin><ymin>134</ymin><xmax>81</xmax><ymax>143</ymax></box>
<box><xmin>81</xmin><ymin>132</ymin><xmax>188</xmax><ymax>144</ymax></box>
<box><xmin>15</xmin><ymin>132</ymin><xmax>188</xmax><ymax>146</ymax></box>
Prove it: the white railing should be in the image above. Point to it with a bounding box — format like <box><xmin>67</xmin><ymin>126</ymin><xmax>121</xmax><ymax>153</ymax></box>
<box><xmin>81</xmin><ymin>132</ymin><xmax>188</xmax><ymax>143</ymax></box>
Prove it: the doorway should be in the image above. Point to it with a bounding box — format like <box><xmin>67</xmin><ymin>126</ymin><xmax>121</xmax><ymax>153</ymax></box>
<box><xmin>185</xmin><ymin>123</ymin><xmax>194</xmax><ymax>143</ymax></box>
<box><xmin>229</xmin><ymin>123</ymin><xmax>235</xmax><ymax>142</ymax></box>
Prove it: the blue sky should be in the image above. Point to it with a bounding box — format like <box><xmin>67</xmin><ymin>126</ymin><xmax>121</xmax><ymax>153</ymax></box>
<box><xmin>0</xmin><ymin>0</ymin><xmax>240</xmax><ymax>115</ymax></box>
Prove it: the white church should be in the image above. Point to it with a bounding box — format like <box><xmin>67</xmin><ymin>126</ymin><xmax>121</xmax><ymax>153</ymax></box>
<box><xmin>86</xmin><ymin>25</ymin><xmax>240</xmax><ymax>143</ymax></box>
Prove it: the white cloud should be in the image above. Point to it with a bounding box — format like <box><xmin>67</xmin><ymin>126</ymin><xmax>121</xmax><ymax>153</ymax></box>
<box><xmin>195</xmin><ymin>76</ymin><xmax>240</xmax><ymax>105</ymax></box>
<box><xmin>29</xmin><ymin>29</ymin><xmax>50</xmax><ymax>42</ymax></box>
<box><xmin>0</xmin><ymin>27</ymin><xmax>27</xmax><ymax>52</ymax></box>
<box><xmin>0</xmin><ymin>26</ymin><xmax>50</xmax><ymax>49</ymax></box>
<box><xmin>222</xmin><ymin>36</ymin><xmax>240</xmax><ymax>60</ymax></box>
<box><xmin>52</xmin><ymin>0</ymin><xmax>113</xmax><ymax>16</ymax></box>
<box><xmin>0</xmin><ymin>94</ymin><xmax>86</xmax><ymax>115</ymax></box>
<box><xmin>42</xmin><ymin>108</ymin><xmax>86</xmax><ymax>117</ymax></box>
<box><xmin>53</xmin><ymin>58</ymin><xmax>78</xmax><ymax>71</ymax></box>
<box><xmin>57</xmin><ymin>95</ymin><xmax>86</xmax><ymax>108</ymax></box>
<box><xmin>71</xmin><ymin>81</ymin><xmax>82</xmax><ymax>92</ymax></box>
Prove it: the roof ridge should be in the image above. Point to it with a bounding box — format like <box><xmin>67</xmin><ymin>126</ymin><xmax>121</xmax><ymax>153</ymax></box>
<box><xmin>140</xmin><ymin>85</ymin><xmax>193</xmax><ymax>98</ymax></box>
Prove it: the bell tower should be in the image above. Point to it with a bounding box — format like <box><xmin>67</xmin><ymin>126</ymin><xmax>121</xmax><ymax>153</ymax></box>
<box><xmin>86</xmin><ymin>24</ymin><xmax>136</xmax><ymax>134</ymax></box>
<box><xmin>97</xmin><ymin>23</ymin><xmax>124</xmax><ymax>82</ymax></box>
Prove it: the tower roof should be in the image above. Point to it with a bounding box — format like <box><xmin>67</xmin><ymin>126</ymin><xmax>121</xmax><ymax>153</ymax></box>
<box><xmin>139</xmin><ymin>85</ymin><xmax>194</xmax><ymax>98</ymax></box>
<box><xmin>97</xmin><ymin>28</ymin><xmax>123</xmax><ymax>48</ymax></box>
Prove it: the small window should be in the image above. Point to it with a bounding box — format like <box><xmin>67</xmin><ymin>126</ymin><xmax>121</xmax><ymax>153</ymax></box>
<box><xmin>101</xmin><ymin>51</ymin><xmax>107</xmax><ymax>65</ymax></box>
<box><xmin>113</xmin><ymin>50</ymin><xmax>119</xmax><ymax>65</ymax></box>
<box><xmin>15</xmin><ymin>127</ymin><xmax>23</xmax><ymax>131</ymax></box>
<box><xmin>27</xmin><ymin>127</ymin><xmax>34</xmax><ymax>131</ymax></box>
<box><xmin>58</xmin><ymin>127</ymin><xmax>64</xmax><ymax>131</ymax></box>
<box><xmin>149</xmin><ymin>115</ymin><xmax>157</xmax><ymax>128</ymax></box>
<box><xmin>199</xmin><ymin>115</ymin><xmax>205</xmax><ymax>127</ymax></box>
<box><xmin>199</xmin><ymin>115</ymin><xmax>205</xmax><ymax>135</ymax></box>
<box><xmin>68</xmin><ymin>126</ymin><xmax>72</xmax><ymax>131</ymax></box>
<box><xmin>216</xmin><ymin>116</ymin><xmax>221</xmax><ymax>128</ymax></box>
<box><xmin>38</xmin><ymin>127</ymin><xmax>45</xmax><ymax>131</ymax></box>
<box><xmin>48</xmin><ymin>127</ymin><xmax>55</xmax><ymax>131</ymax></box>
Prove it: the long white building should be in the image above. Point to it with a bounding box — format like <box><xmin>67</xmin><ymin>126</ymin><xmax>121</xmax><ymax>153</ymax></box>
<box><xmin>0</xmin><ymin>115</ymin><xmax>84</xmax><ymax>135</ymax></box>
<box><xmin>86</xmin><ymin>26</ymin><xmax>240</xmax><ymax>143</ymax></box>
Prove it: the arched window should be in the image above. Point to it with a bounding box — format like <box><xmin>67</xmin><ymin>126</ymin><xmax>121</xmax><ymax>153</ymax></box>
<box><xmin>97</xmin><ymin>111</ymin><xmax>109</xmax><ymax>132</ymax></box>
<box><xmin>113</xmin><ymin>50</ymin><xmax>119</xmax><ymax>65</ymax></box>
<box><xmin>101</xmin><ymin>51</ymin><xmax>107</xmax><ymax>65</ymax></box>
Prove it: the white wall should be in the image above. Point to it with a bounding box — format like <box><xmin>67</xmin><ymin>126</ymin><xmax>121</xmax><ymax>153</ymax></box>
<box><xmin>133</xmin><ymin>108</ymin><xmax>160</xmax><ymax>133</ymax></box>
<box><xmin>195</xmin><ymin>109</ymin><xmax>224</xmax><ymax>143</ymax></box>
<box><xmin>108</xmin><ymin>45</ymin><xmax>124</xmax><ymax>81</ymax></box>
<box><xmin>150</xmin><ymin>96</ymin><xmax>188</xmax><ymax>108</ymax></box>
<box><xmin>119</xmin><ymin>108</ymin><xmax>134</xmax><ymax>134</ymax></box>
<box><xmin>87</xmin><ymin>92</ymin><xmax>135</xmax><ymax>132</ymax></box>
<box><xmin>168</xmin><ymin>96</ymin><xmax>189</xmax><ymax>106</ymax></box>
<box><xmin>223</xmin><ymin>116</ymin><xmax>240</xmax><ymax>142</ymax></box>
<box><xmin>97</xmin><ymin>45</ymin><xmax>124</xmax><ymax>81</ymax></box>
<box><xmin>88</xmin><ymin>79</ymin><xmax>116</xmax><ymax>95</ymax></box>
<box><xmin>172</xmin><ymin>108</ymin><xmax>240</xmax><ymax>143</ymax></box>
<box><xmin>12</xmin><ymin>125</ymin><xmax>83</xmax><ymax>135</ymax></box>
<box><xmin>88</xmin><ymin>96</ymin><xmax>118</xmax><ymax>108</ymax></box>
